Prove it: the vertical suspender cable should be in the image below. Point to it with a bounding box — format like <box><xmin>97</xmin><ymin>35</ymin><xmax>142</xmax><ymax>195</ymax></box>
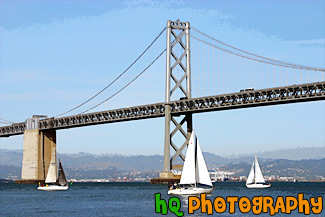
<box><xmin>208</xmin><ymin>43</ymin><xmax>210</xmax><ymax>95</ymax></box>
<box><xmin>198</xmin><ymin>39</ymin><xmax>201</xmax><ymax>96</ymax></box>
<box><xmin>203</xmin><ymin>42</ymin><xmax>206</xmax><ymax>96</ymax></box>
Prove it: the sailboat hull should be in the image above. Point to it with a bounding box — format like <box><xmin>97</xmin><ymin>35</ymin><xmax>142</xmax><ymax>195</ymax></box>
<box><xmin>246</xmin><ymin>183</ymin><xmax>271</xmax><ymax>189</ymax></box>
<box><xmin>168</xmin><ymin>187</ymin><xmax>213</xmax><ymax>195</ymax></box>
<box><xmin>37</xmin><ymin>185</ymin><xmax>68</xmax><ymax>191</ymax></box>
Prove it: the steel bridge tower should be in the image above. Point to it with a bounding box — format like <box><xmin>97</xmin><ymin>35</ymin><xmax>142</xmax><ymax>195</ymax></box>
<box><xmin>160</xmin><ymin>20</ymin><xmax>192</xmax><ymax>178</ymax></box>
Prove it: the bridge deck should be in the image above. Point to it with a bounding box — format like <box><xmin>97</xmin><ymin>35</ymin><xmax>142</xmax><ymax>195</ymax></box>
<box><xmin>1</xmin><ymin>81</ymin><xmax>324</xmax><ymax>137</ymax></box>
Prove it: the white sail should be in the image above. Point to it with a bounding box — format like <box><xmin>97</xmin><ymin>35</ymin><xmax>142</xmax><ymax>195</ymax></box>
<box><xmin>179</xmin><ymin>132</ymin><xmax>196</xmax><ymax>185</ymax></box>
<box><xmin>45</xmin><ymin>147</ymin><xmax>57</xmax><ymax>183</ymax></box>
<box><xmin>254</xmin><ymin>156</ymin><xmax>265</xmax><ymax>183</ymax></box>
<box><xmin>195</xmin><ymin>139</ymin><xmax>212</xmax><ymax>187</ymax></box>
<box><xmin>246</xmin><ymin>162</ymin><xmax>255</xmax><ymax>184</ymax></box>
<box><xmin>168</xmin><ymin>131</ymin><xmax>213</xmax><ymax>195</ymax></box>
<box><xmin>245</xmin><ymin>156</ymin><xmax>270</xmax><ymax>189</ymax></box>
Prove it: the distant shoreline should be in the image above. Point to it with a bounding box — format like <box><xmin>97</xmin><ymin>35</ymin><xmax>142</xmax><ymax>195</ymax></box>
<box><xmin>1</xmin><ymin>179</ymin><xmax>324</xmax><ymax>184</ymax></box>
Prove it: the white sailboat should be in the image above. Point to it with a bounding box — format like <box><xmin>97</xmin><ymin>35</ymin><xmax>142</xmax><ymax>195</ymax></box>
<box><xmin>37</xmin><ymin>148</ymin><xmax>68</xmax><ymax>191</ymax></box>
<box><xmin>168</xmin><ymin>131</ymin><xmax>213</xmax><ymax>195</ymax></box>
<box><xmin>246</xmin><ymin>156</ymin><xmax>271</xmax><ymax>189</ymax></box>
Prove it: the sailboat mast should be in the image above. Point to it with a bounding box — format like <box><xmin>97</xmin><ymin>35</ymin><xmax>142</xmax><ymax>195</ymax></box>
<box><xmin>194</xmin><ymin>135</ymin><xmax>198</xmax><ymax>188</ymax></box>
<box><xmin>254</xmin><ymin>156</ymin><xmax>257</xmax><ymax>184</ymax></box>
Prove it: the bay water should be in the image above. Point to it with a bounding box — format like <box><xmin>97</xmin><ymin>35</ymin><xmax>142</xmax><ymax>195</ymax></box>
<box><xmin>0</xmin><ymin>182</ymin><xmax>324</xmax><ymax>216</ymax></box>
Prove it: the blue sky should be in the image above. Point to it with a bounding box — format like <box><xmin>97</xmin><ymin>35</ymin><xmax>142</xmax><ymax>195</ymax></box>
<box><xmin>0</xmin><ymin>0</ymin><xmax>324</xmax><ymax>157</ymax></box>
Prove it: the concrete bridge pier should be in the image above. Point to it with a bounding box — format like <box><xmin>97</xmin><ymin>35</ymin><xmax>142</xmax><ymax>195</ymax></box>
<box><xmin>15</xmin><ymin>117</ymin><xmax>56</xmax><ymax>184</ymax></box>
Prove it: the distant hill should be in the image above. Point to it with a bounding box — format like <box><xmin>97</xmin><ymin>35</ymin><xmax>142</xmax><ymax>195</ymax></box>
<box><xmin>0</xmin><ymin>149</ymin><xmax>164</xmax><ymax>170</ymax></box>
<box><xmin>1</xmin><ymin>146</ymin><xmax>323</xmax><ymax>167</ymax></box>
<box><xmin>1</xmin><ymin>146</ymin><xmax>324</xmax><ymax>169</ymax></box>
<box><xmin>60</xmin><ymin>153</ymin><xmax>163</xmax><ymax>171</ymax></box>
<box><xmin>0</xmin><ymin>148</ymin><xmax>324</xmax><ymax>180</ymax></box>
<box><xmin>0</xmin><ymin>149</ymin><xmax>23</xmax><ymax>167</ymax></box>
<box><xmin>227</xmin><ymin>158</ymin><xmax>325</xmax><ymax>180</ymax></box>
<box><xmin>225</xmin><ymin>146</ymin><xmax>325</xmax><ymax>161</ymax></box>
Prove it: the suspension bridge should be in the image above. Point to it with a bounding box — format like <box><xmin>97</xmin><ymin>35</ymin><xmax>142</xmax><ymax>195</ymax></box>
<box><xmin>0</xmin><ymin>20</ymin><xmax>324</xmax><ymax>183</ymax></box>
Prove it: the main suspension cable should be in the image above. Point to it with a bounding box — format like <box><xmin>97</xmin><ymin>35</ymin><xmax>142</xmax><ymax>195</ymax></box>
<box><xmin>191</xmin><ymin>35</ymin><xmax>325</xmax><ymax>71</ymax></box>
<box><xmin>54</xmin><ymin>27</ymin><xmax>166</xmax><ymax>118</ymax></box>
<box><xmin>0</xmin><ymin>118</ymin><xmax>15</xmax><ymax>124</ymax></box>
<box><xmin>79</xmin><ymin>48</ymin><xmax>166</xmax><ymax>114</ymax></box>
<box><xmin>192</xmin><ymin>26</ymin><xmax>325</xmax><ymax>72</ymax></box>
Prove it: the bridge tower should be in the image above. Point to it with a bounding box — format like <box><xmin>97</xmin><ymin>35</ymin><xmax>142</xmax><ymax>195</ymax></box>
<box><xmin>160</xmin><ymin>20</ymin><xmax>192</xmax><ymax>178</ymax></box>
<box><xmin>16</xmin><ymin>116</ymin><xmax>56</xmax><ymax>184</ymax></box>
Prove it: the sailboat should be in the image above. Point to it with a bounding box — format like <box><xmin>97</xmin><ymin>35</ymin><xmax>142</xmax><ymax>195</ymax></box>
<box><xmin>246</xmin><ymin>156</ymin><xmax>271</xmax><ymax>189</ymax></box>
<box><xmin>168</xmin><ymin>131</ymin><xmax>213</xmax><ymax>195</ymax></box>
<box><xmin>37</xmin><ymin>149</ymin><xmax>68</xmax><ymax>191</ymax></box>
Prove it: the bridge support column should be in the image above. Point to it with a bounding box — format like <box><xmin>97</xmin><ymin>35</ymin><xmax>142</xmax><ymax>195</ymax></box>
<box><xmin>159</xmin><ymin>19</ymin><xmax>192</xmax><ymax>180</ymax></box>
<box><xmin>16</xmin><ymin>117</ymin><xmax>56</xmax><ymax>184</ymax></box>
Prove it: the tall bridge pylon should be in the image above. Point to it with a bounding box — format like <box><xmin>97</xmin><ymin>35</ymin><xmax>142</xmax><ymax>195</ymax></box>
<box><xmin>161</xmin><ymin>20</ymin><xmax>193</xmax><ymax>178</ymax></box>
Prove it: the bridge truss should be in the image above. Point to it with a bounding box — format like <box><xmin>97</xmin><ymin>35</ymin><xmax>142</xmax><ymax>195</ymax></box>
<box><xmin>1</xmin><ymin>81</ymin><xmax>324</xmax><ymax>137</ymax></box>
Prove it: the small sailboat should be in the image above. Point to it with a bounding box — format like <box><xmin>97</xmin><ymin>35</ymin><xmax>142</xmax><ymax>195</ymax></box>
<box><xmin>246</xmin><ymin>156</ymin><xmax>271</xmax><ymax>189</ymax></box>
<box><xmin>38</xmin><ymin>149</ymin><xmax>68</xmax><ymax>191</ymax></box>
<box><xmin>168</xmin><ymin>131</ymin><xmax>213</xmax><ymax>195</ymax></box>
